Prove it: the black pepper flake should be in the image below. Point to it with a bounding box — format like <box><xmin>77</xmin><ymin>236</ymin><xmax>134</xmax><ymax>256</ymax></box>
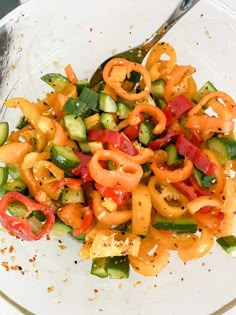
<box><xmin>74</xmin><ymin>260</ymin><xmax>78</xmax><ymax>264</ymax></box>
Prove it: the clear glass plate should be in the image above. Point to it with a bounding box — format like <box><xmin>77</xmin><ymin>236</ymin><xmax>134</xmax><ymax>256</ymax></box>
<box><xmin>0</xmin><ymin>0</ymin><xmax>236</xmax><ymax>314</ymax></box>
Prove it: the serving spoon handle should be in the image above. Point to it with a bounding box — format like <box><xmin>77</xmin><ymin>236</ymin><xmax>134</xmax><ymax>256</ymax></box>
<box><xmin>90</xmin><ymin>0</ymin><xmax>200</xmax><ymax>87</ymax></box>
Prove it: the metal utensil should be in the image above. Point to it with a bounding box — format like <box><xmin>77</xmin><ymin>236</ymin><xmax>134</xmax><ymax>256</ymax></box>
<box><xmin>90</xmin><ymin>0</ymin><xmax>200</xmax><ymax>87</ymax></box>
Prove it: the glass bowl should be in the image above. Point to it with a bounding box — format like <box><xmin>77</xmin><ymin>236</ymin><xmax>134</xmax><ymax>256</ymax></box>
<box><xmin>0</xmin><ymin>0</ymin><xmax>236</xmax><ymax>314</ymax></box>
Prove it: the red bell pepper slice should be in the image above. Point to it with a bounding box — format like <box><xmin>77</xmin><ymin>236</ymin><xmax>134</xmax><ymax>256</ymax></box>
<box><xmin>51</xmin><ymin>178</ymin><xmax>82</xmax><ymax>190</ymax></box>
<box><xmin>73</xmin><ymin>207</ymin><xmax>93</xmax><ymax>236</ymax></box>
<box><xmin>71</xmin><ymin>152</ymin><xmax>93</xmax><ymax>182</ymax></box>
<box><xmin>87</xmin><ymin>129</ymin><xmax>138</xmax><ymax>156</ymax></box>
<box><xmin>188</xmin><ymin>176</ymin><xmax>213</xmax><ymax>213</ymax></box>
<box><xmin>95</xmin><ymin>183</ymin><xmax>131</xmax><ymax>206</ymax></box>
<box><xmin>188</xmin><ymin>176</ymin><xmax>211</xmax><ymax>197</ymax></box>
<box><xmin>72</xmin><ymin>152</ymin><xmax>107</xmax><ymax>182</ymax></box>
<box><xmin>123</xmin><ymin>113</ymin><xmax>145</xmax><ymax>141</ymax></box>
<box><xmin>0</xmin><ymin>192</ymin><xmax>55</xmax><ymax>241</ymax></box>
<box><xmin>190</xmin><ymin>129</ymin><xmax>202</xmax><ymax>147</ymax></box>
<box><xmin>175</xmin><ymin>134</ymin><xmax>217</xmax><ymax>176</ymax></box>
<box><xmin>123</xmin><ymin>125</ymin><xmax>140</xmax><ymax>141</ymax></box>
<box><xmin>148</xmin><ymin>130</ymin><xmax>179</xmax><ymax>150</ymax></box>
<box><xmin>162</xmin><ymin>95</ymin><xmax>193</xmax><ymax>126</ymax></box>
<box><xmin>172</xmin><ymin>181</ymin><xmax>197</xmax><ymax>201</ymax></box>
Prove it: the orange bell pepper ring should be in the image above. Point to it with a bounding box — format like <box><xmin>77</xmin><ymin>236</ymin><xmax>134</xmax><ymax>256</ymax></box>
<box><xmin>92</xmin><ymin>191</ymin><xmax>132</xmax><ymax>225</ymax></box>
<box><xmin>185</xmin><ymin>115</ymin><xmax>234</xmax><ymax>134</ymax></box>
<box><xmin>128</xmin><ymin>237</ymin><xmax>170</xmax><ymax>276</ymax></box>
<box><xmin>186</xmin><ymin>91</ymin><xmax>236</xmax><ymax>133</ymax></box>
<box><xmin>151</xmin><ymin>150</ymin><xmax>193</xmax><ymax>183</ymax></box>
<box><xmin>164</xmin><ymin>65</ymin><xmax>196</xmax><ymax>102</ymax></box>
<box><xmin>103</xmin><ymin>58</ymin><xmax>151</xmax><ymax>101</ymax></box>
<box><xmin>187</xmin><ymin>195</ymin><xmax>223</xmax><ymax>215</ymax></box>
<box><xmin>128</xmin><ymin>103</ymin><xmax>166</xmax><ymax>134</ymax></box>
<box><xmin>108</xmin><ymin>143</ymin><xmax>154</xmax><ymax>165</ymax></box>
<box><xmin>188</xmin><ymin>91</ymin><xmax>236</xmax><ymax>118</ymax></box>
<box><xmin>89</xmin><ymin>149</ymin><xmax>143</xmax><ymax>192</ymax></box>
<box><xmin>145</xmin><ymin>42</ymin><xmax>177</xmax><ymax>81</ymax></box>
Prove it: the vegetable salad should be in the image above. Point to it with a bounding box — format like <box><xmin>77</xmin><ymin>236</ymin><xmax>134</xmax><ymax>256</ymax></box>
<box><xmin>0</xmin><ymin>42</ymin><xmax>236</xmax><ymax>278</ymax></box>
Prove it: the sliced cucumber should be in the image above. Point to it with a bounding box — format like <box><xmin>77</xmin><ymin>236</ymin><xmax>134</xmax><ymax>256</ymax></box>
<box><xmin>69</xmin><ymin>232</ymin><xmax>86</xmax><ymax>242</ymax></box>
<box><xmin>90</xmin><ymin>258</ymin><xmax>108</xmax><ymax>278</ymax></box>
<box><xmin>0</xmin><ymin>188</ymin><xmax>6</xmax><ymax>198</ymax></box>
<box><xmin>217</xmin><ymin>235</ymin><xmax>236</xmax><ymax>257</ymax></box>
<box><xmin>164</xmin><ymin>144</ymin><xmax>178</xmax><ymax>166</ymax></box>
<box><xmin>153</xmin><ymin>216</ymin><xmax>198</xmax><ymax>233</ymax></box>
<box><xmin>99</xmin><ymin>92</ymin><xmax>117</xmax><ymax>113</ymax></box>
<box><xmin>155</xmin><ymin>97</ymin><xmax>166</xmax><ymax>109</ymax></box>
<box><xmin>50</xmin><ymin>145</ymin><xmax>80</xmax><ymax>172</ymax></box>
<box><xmin>192</xmin><ymin>81</ymin><xmax>217</xmax><ymax>103</ymax></box>
<box><xmin>50</xmin><ymin>218</ymin><xmax>73</xmax><ymax>236</ymax></box>
<box><xmin>107</xmin><ymin>256</ymin><xmax>130</xmax><ymax>279</ymax></box>
<box><xmin>0</xmin><ymin>167</ymin><xmax>8</xmax><ymax>186</ymax></box>
<box><xmin>63</xmin><ymin>114</ymin><xmax>86</xmax><ymax>142</ymax></box>
<box><xmin>78</xmin><ymin>87</ymin><xmax>99</xmax><ymax>112</ymax></box>
<box><xmin>63</xmin><ymin>98</ymin><xmax>92</xmax><ymax>119</ymax></box>
<box><xmin>78</xmin><ymin>141</ymin><xmax>91</xmax><ymax>153</ymax></box>
<box><xmin>0</xmin><ymin>122</ymin><xmax>9</xmax><ymax>146</ymax></box>
<box><xmin>193</xmin><ymin>167</ymin><xmax>217</xmax><ymax>188</ymax></box>
<box><xmin>100</xmin><ymin>113</ymin><xmax>117</xmax><ymax>130</ymax></box>
<box><xmin>61</xmin><ymin>187</ymin><xmax>85</xmax><ymax>205</ymax></box>
<box><xmin>138</xmin><ymin>121</ymin><xmax>154</xmax><ymax>145</ymax></box>
<box><xmin>141</xmin><ymin>162</ymin><xmax>152</xmax><ymax>178</ymax></box>
<box><xmin>117</xmin><ymin>102</ymin><xmax>131</xmax><ymax>119</ymax></box>
<box><xmin>75</xmin><ymin>80</ymin><xmax>90</xmax><ymax>94</ymax></box>
<box><xmin>2</xmin><ymin>178</ymin><xmax>27</xmax><ymax>194</ymax></box>
<box><xmin>41</xmin><ymin>73</ymin><xmax>71</xmax><ymax>91</ymax></box>
<box><xmin>7</xmin><ymin>201</ymin><xmax>27</xmax><ymax>217</ymax></box>
<box><xmin>16</xmin><ymin>116</ymin><xmax>29</xmax><ymax>129</ymax></box>
<box><xmin>90</xmin><ymin>256</ymin><xmax>130</xmax><ymax>279</ymax></box>
<box><xmin>151</xmin><ymin>79</ymin><xmax>166</xmax><ymax>98</ymax></box>
<box><xmin>207</xmin><ymin>137</ymin><xmax>236</xmax><ymax>163</ymax></box>
<box><xmin>7</xmin><ymin>163</ymin><xmax>23</xmax><ymax>180</ymax></box>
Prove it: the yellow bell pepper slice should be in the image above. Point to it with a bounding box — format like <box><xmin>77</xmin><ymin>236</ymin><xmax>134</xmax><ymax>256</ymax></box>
<box><xmin>148</xmin><ymin>176</ymin><xmax>188</xmax><ymax>218</ymax></box>
<box><xmin>132</xmin><ymin>183</ymin><xmax>152</xmax><ymax>235</ymax></box>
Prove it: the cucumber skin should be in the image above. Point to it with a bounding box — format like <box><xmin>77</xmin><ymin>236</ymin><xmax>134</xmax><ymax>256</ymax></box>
<box><xmin>63</xmin><ymin>114</ymin><xmax>87</xmax><ymax>141</ymax></box>
<box><xmin>41</xmin><ymin>73</ymin><xmax>70</xmax><ymax>91</ymax></box>
<box><xmin>207</xmin><ymin>137</ymin><xmax>236</xmax><ymax>163</ymax></box>
<box><xmin>0</xmin><ymin>122</ymin><xmax>9</xmax><ymax>146</ymax></box>
<box><xmin>154</xmin><ymin>216</ymin><xmax>198</xmax><ymax>233</ymax></box>
<box><xmin>50</xmin><ymin>145</ymin><xmax>80</xmax><ymax>172</ymax></box>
